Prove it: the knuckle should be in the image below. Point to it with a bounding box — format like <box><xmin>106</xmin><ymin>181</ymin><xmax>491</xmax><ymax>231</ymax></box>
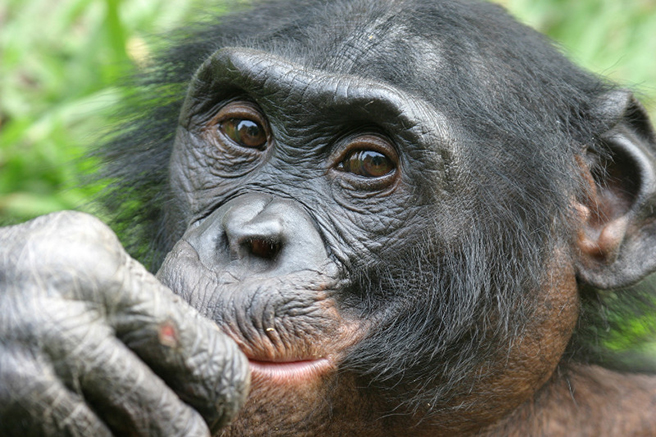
<box><xmin>4</xmin><ymin>212</ymin><xmax>126</xmax><ymax>286</ymax></box>
<box><xmin>36</xmin><ymin>211</ymin><xmax>120</xmax><ymax>250</ymax></box>
<box><xmin>0</xmin><ymin>346</ymin><xmax>52</xmax><ymax>400</ymax></box>
<box><xmin>189</xmin><ymin>330</ymin><xmax>250</xmax><ymax>428</ymax></box>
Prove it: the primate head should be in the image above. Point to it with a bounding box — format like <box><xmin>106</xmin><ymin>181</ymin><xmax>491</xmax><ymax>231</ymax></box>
<box><xmin>99</xmin><ymin>0</ymin><xmax>656</xmax><ymax>434</ymax></box>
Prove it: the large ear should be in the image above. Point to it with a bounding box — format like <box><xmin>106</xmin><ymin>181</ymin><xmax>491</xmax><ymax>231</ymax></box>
<box><xmin>575</xmin><ymin>90</ymin><xmax>656</xmax><ymax>289</ymax></box>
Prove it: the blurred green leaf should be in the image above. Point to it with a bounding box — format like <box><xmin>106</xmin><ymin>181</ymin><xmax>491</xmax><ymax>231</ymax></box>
<box><xmin>1</xmin><ymin>0</ymin><xmax>654</xmax><ymax>226</ymax></box>
<box><xmin>502</xmin><ymin>0</ymin><xmax>656</xmax><ymax>117</ymax></box>
<box><xmin>0</xmin><ymin>0</ymin><xmax>207</xmax><ymax>224</ymax></box>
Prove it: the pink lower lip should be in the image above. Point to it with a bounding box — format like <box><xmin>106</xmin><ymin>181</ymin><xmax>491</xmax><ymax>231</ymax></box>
<box><xmin>248</xmin><ymin>358</ymin><xmax>332</xmax><ymax>383</ymax></box>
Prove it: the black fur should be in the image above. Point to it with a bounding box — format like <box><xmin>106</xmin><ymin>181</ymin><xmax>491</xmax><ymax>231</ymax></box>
<box><xmin>97</xmin><ymin>0</ymin><xmax>656</xmax><ymax>425</ymax></box>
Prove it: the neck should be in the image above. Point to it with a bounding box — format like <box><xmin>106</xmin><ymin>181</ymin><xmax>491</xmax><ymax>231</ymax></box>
<box><xmin>482</xmin><ymin>363</ymin><xmax>656</xmax><ymax>436</ymax></box>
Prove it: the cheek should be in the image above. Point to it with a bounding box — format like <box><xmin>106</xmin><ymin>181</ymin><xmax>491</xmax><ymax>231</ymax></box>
<box><xmin>514</xmin><ymin>254</ymin><xmax>581</xmax><ymax>384</ymax></box>
<box><xmin>443</xmin><ymin>252</ymin><xmax>580</xmax><ymax>429</ymax></box>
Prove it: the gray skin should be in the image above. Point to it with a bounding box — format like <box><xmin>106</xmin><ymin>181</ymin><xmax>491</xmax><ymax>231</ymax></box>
<box><xmin>3</xmin><ymin>48</ymin><xmax>656</xmax><ymax>437</ymax></box>
<box><xmin>3</xmin><ymin>1</ymin><xmax>656</xmax><ymax>436</ymax></box>
<box><xmin>0</xmin><ymin>212</ymin><xmax>250</xmax><ymax>436</ymax></box>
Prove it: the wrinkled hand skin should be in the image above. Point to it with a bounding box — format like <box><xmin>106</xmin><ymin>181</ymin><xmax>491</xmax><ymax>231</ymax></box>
<box><xmin>0</xmin><ymin>211</ymin><xmax>250</xmax><ymax>436</ymax></box>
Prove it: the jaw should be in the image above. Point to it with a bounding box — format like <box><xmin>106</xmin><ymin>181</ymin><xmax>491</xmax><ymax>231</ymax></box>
<box><xmin>157</xmin><ymin>238</ymin><xmax>384</xmax><ymax>433</ymax></box>
<box><xmin>215</xmin><ymin>313</ymin><xmax>394</xmax><ymax>437</ymax></box>
<box><xmin>219</xmin><ymin>263</ymin><xmax>581</xmax><ymax>437</ymax></box>
<box><xmin>218</xmin><ymin>368</ymin><xmax>418</xmax><ymax>437</ymax></box>
<box><xmin>159</xmin><ymin>237</ymin><xmax>582</xmax><ymax>436</ymax></box>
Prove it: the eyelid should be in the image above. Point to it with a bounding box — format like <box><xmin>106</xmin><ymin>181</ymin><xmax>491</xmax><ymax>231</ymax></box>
<box><xmin>210</xmin><ymin>101</ymin><xmax>267</xmax><ymax>126</ymax></box>
<box><xmin>205</xmin><ymin>100</ymin><xmax>272</xmax><ymax>150</ymax></box>
<box><xmin>329</xmin><ymin>133</ymin><xmax>399</xmax><ymax>168</ymax></box>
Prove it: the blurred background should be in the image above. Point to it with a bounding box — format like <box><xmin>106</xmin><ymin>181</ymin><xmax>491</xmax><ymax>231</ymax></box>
<box><xmin>0</xmin><ymin>0</ymin><xmax>655</xmax><ymax>224</ymax></box>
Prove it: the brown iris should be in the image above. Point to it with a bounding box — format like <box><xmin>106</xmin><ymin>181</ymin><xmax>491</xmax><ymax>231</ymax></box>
<box><xmin>220</xmin><ymin>118</ymin><xmax>267</xmax><ymax>150</ymax></box>
<box><xmin>339</xmin><ymin>149</ymin><xmax>395</xmax><ymax>178</ymax></box>
<box><xmin>209</xmin><ymin>101</ymin><xmax>270</xmax><ymax>151</ymax></box>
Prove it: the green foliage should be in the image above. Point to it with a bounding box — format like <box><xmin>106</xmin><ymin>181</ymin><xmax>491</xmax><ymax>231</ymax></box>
<box><xmin>502</xmin><ymin>0</ymin><xmax>656</xmax><ymax>114</ymax></box>
<box><xmin>1</xmin><ymin>0</ymin><xmax>656</xmax><ymax>359</ymax></box>
<box><xmin>0</xmin><ymin>0</ymin><xmax>210</xmax><ymax>223</ymax></box>
<box><xmin>0</xmin><ymin>0</ymin><xmax>654</xmax><ymax>225</ymax></box>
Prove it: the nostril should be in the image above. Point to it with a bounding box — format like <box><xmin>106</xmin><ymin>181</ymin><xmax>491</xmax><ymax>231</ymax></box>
<box><xmin>246</xmin><ymin>238</ymin><xmax>281</xmax><ymax>260</ymax></box>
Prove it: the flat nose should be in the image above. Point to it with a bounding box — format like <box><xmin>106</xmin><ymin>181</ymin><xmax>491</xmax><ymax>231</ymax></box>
<box><xmin>222</xmin><ymin>196</ymin><xmax>285</xmax><ymax>263</ymax></box>
<box><xmin>185</xmin><ymin>194</ymin><xmax>331</xmax><ymax>278</ymax></box>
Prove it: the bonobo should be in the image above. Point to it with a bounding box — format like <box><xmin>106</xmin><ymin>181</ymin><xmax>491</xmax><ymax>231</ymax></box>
<box><xmin>2</xmin><ymin>0</ymin><xmax>656</xmax><ymax>435</ymax></box>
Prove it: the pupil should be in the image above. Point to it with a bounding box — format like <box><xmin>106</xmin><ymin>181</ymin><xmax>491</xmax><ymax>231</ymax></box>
<box><xmin>239</xmin><ymin>120</ymin><xmax>260</xmax><ymax>138</ymax></box>
<box><xmin>342</xmin><ymin>150</ymin><xmax>393</xmax><ymax>178</ymax></box>
<box><xmin>361</xmin><ymin>151</ymin><xmax>391</xmax><ymax>176</ymax></box>
<box><xmin>220</xmin><ymin>118</ymin><xmax>267</xmax><ymax>149</ymax></box>
<box><xmin>367</xmin><ymin>153</ymin><xmax>384</xmax><ymax>167</ymax></box>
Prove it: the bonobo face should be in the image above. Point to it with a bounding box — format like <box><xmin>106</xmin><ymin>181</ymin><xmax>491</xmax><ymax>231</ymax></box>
<box><xmin>155</xmin><ymin>47</ymin><xmax>580</xmax><ymax>435</ymax></box>
<box><xmin>158</xmin><ymin>48</ymin><xmax>452</xmax><ymax>433</ymax></box>
<box><xmin>162</xmin><ymin>48</ymin><xmax>457</xmax><ymax>351</ymax></box>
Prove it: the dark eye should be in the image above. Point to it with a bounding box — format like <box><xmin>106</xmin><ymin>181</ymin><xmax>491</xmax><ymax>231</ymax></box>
<box><xmin>339</xmin><ymin>150</ymin><xmax>395</xmax><ymax>178</ymax></box>
<box><xmin>207</xmin><ymin>101</ymin><xmax>271</xmax><ymax>151</ymax></box>
<box><xmin>220</xmin><ymin>118</ymin><xmax>267</xmax><ymax>150</ymax></box>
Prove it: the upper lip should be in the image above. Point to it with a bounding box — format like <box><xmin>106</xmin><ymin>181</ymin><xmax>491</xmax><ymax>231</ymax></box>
<box><xmin>247</xmin><ymin>356</ymin><xmax>322</xmax><ymax>363</ymax></box>
<box><xmin>222</xmin><ymin>325</ymin><xmax>330</xmax><ymax>363</ymax></box>
<box><xmin>240</xmin><ymin>346</ymin><xmax>329</xmax><ymax>364</ymax></box>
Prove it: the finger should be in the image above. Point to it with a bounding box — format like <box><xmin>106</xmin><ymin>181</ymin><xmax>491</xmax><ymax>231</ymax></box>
<box><xmin>3</xmin><ymin>211</ymin><xmax>249</xmax><ymax>431</ymax></box>
<box><xmin>109</xmin><ymin>256</ymin><xmax>250</xmax><ymax>432</ymax></box>
<box><xmin>79</xmin><ymin>336</ymin><xmax>212</xmax><ymax>437</ymax></box>
<box><xmin>0</xmin><ymin>346</ymin><xmax>112</xmax><ymax>437</ymax></box>
<box><xmin>34</xmin><ymin>311</ymin><xmax>212</xmax><ymax>437</ymax></box>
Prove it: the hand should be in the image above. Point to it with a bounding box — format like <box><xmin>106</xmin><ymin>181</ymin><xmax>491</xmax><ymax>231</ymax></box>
<box><xmin>0</xmin><ymin>212</ymin><xmax>249</xmax><ymax>436</ymax></box>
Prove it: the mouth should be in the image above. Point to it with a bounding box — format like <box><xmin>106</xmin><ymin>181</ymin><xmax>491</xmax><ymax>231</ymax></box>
<box><xmin>219</xmin><ymin>319</ymin><xmax>341</xmax><ymax>385</ymax></box>
<box><xmin>247</xmin><ymin>356</ymin><xmax>334</xmax><ymax>384</ymax></box>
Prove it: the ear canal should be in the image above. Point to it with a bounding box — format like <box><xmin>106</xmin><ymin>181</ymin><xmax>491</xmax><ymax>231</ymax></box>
<box><xmin>575</xmin><ymin>90</ymin><xmax>656</xmax><ymax>289</ymax></box>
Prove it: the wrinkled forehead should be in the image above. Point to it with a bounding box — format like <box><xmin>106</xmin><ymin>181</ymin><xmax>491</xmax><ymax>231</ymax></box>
<box><xmin>181</xmin><ymin>47</ymin><xmax>454</xmax><ymax>154</ymax></box>
<box><xmin>292</xmin><ymin>11</ymin><xmax>443</xmax><ymax>81</ymax></box>
<box><xmin>217</xmin><ymin>0</ymin><xmax>454</xmax><ymax>92</ymax></box>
